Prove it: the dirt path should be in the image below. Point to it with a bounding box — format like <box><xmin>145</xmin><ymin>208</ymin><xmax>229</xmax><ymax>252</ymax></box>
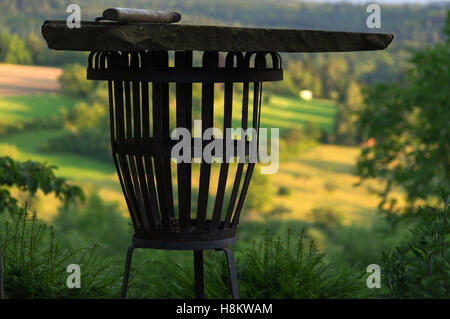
<box><xmin>0</xmin><ymin>63</ymin><xmax>62</xmax><ymax>95</ymax></box>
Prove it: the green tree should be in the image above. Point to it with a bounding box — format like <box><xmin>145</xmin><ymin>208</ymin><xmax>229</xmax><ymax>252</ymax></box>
<box><xmin>25</xmin><ymin>32</ymin><xmax>46</xmax><ymax>65</ymax></box>
<box><xmin>41</xmin><ymin>101</ymin><xmax>112</xmax><ymax>163</ymax></box>
<box><xmin>0</xmin><ymin>32</ymin><xmax>31</xmax><ymax>64</ymax></box>
<box><xmin>59</xmin><ymin>63</ymin><xmax>94</xmax><ymax>98</ymax></box>
<box><xmin>0</xmin><ymin>157</ymin><xmax>84</xmax><ymax>216</ymax></box>
<box><xmin>334</xmin><ymin>80</ymin><xmax>363</xmax><ymax>145</ymax></box>
<box><xmin>357</xmin><ymin>11</ymin><xmax>450</xmax><ymax>216</ymax></box>
<box><xmin>381</xmin><ymin>186</ymin><xmax>449</xmax><ymax>298</ymax></box>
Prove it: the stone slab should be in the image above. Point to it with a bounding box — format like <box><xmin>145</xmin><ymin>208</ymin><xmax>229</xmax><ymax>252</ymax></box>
<box><xmin>42</xmin><ymin>20</ymin><xmax>394</xmax><ymax>53</ymax></box>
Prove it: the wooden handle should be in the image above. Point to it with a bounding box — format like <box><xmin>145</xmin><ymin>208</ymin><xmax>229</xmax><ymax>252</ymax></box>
<box><xmin>102</xmin><ymin>8</ymin><xmax>181</xmax><ymax>23</ymax></box>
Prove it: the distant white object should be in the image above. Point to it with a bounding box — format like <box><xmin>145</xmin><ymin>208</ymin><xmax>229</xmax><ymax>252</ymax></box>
<box><xmin>299</xmin><ymin>90</ymin><xmax>313</xmax><ymax>101</ymax></box>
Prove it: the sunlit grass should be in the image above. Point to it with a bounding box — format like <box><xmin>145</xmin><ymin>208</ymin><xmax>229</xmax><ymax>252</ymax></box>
<box><xmin>213</xmin><ymin>93</ymin><xmax>336</xmax><ymax>133</ymax></box>
<box><xmin>266</xmin><ymin>145</ymin><xmax>405</xmax><ymax>224</ymax></box>
<box><xmin>0</xmin><ymin>93</ymin><xmax>78</xmax><ymax>122</ymax></box>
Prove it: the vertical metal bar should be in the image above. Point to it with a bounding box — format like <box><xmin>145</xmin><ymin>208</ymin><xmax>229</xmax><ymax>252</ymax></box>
<box><xmin>114</xmin><ymin>80</ymin><xmax>125</xmax><ymax>140</ymax></box>
<box><xmin>175</xmin><ymin>51</ymin><xmax>193</xmax><ymax>232</ymax></box>
<box><xmin>144</xmin><ymin>156</ymin><xmax>162</xmax><ymax>227</ymax></box>
<box><xmin>196</xmin><ymin>51</ymin><xmax>218</xmax><ymax>229</ymax></box>
<box><xmin>129</xmin><ymin>52</ymin><xmax>154</xmax><ymax>229</ymax></box>
<box><xmin>152</xmin><ymin>51</ymin><xmax>172</xmax><ymax>230</ymax></box>
<box><xmin>133</xmin><ymin>156</ymin><xmax>154</xmax><ymax>230</ymax></box>
<box><xmin>114</xmin><ymin>73</ymin><xmax>140</xmax><ymax>230</ymax></box>
<box><xmin>141</xmin><ymin>52</ymin><xmax>161</xmax><ymax>226</ymax></box>
<box><xmin>108</xmin><ymin>80</ymin><xmax>116</xmax><ymax>140</ymax></box>
<box><xmin>124</xmin><ymin>83</ymin><xmax>132</xmax><ymax>139</ymax></box>
<box><xmin>211</xmin><ymin>53</ymin><xmax>236</xmax><ymax>229</ymax></box>
<box><xmin>223</xmin><ymin>81</ymin><xmax>249</xmax><ymax>228</ymax></box>
<box><xmin>232</xmin><ymin>53</ymin><xmax>266</xmax><ymax>226</ymax></box>
<box><xmin>131</xmin><ymin>54</ymin><xmax>141</xmax><ymax>139</ymax></box>
<box><xmin>123</xmin><ymin>59</ymin><xmax>146</xmax><ymax>230</ymax></box>
<box><xmin>141</xmin><ymin>83</ymin><xmax>150</xmax><ymax>138</ymax></box>
<box><xmin>125</xmin><ymin>52</ymin><xmax>150</xmax><ymax>229</ymax></box>
<box><xmin>131</xmin><ymin>53</ymin><xmax>153</xmax><ymax>230</ymax></box>
<box><xmin>121</xmin><ymin>54</ymin><xmax>145</xmax><ymax>229</ymax></box>
<box><xmin>194</xmin><ymin>250</ymin><xmax>205</xmax><ymax>299</ymax></box>
<box><xmin>161</xmin><ymin>65</ymin><xmax>176</xmax><ymax>220</ymax></box>
<box><xmin>106</xmin><ymin>53</ymin><xmax>139</xmax><ymax>230</ymax></box>
<box><xmin>221</xmin><ymin>247</ymin><xmax>240</xmax><ymax>299</ymax></box>
<box><xmin>232</xmin><ymin>81</ymin><xmax>261</xmax><ymax>227</ymax></box>
<box><xmin>121</xmin><ymin>244</ymin><xmax>135</xmax><ymax>299</ymax></box>
<box><xmin>117</xmin><ymin>156</ymin><xmax>141</xmax><ymax>230</ymax></box>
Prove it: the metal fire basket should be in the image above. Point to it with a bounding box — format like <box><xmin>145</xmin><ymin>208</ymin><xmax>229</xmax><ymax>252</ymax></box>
<box><xmin>42</xmin><ymin>19</ymin><xmax>393</xmax><ymax>299</ymax></box>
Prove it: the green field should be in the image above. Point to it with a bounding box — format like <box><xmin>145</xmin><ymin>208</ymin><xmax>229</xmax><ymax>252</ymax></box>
<box><xmin>212</xmin><ymin>93</ymin><xmax>336</xmax><ymax>134</ymax></box>
<box><xmin>0</xmin><ymin>92</ymin><xmax>398</xmax><ymax>224</ymax></box>
<box><xmin>262</xmin><ymin>95</ymin><xmax>336</xmax><ymax>132</ymax></box>
<box><xmin>0</xmin><ymin>94</ymin><xmax>78</xmax><ymax>122</ymax></box>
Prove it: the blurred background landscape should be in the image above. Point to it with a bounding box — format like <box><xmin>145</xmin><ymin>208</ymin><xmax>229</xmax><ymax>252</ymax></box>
<box><xmin>0</xmin><ymin>0</ymin><xmax>448</xmax><ymax>298</ymax></box>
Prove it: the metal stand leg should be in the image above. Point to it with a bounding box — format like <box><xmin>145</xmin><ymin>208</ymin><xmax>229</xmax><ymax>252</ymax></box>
<box><xmin>221</xmin><ymin>247</ymin><xmax>240</xmax><ymax>299</ymax></box>
<box><xmin>194</xmin><ymin>250</ymin><xmax>205</xmax><ymax>299</ymax></box>
<box><xmin>121</xmin><ymin>244</ymin><xmax>135</xmax><ymax>299</ymax></box>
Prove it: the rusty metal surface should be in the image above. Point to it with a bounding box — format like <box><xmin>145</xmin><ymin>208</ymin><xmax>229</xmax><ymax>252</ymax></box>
<box><xmin>42</xmin><ymin>20</ymin><xmax>393</xmax><ymax>52</ymax></box>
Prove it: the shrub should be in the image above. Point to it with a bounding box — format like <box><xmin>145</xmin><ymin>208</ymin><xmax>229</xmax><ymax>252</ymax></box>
<box><xmin>381</xmin><ymin>185</ymin><xmax>449</xmax><ymax>298</ymax></box>
<box><xmin>280</xmin><ymin>125</ymin><xmax>319</xmax><ymax>158</ymax></box>
<box><xmin>40</xmin><ymin>129</ymin><xmax>112</xmax><ymax>163</ymax></box>
<box><xmin>0</xmin><ymin>32</ymin><xmax>31</xmax><ymax>64</ymax></box>
<box><xmin>277</xmin><ymin>186</ymin><xmax>292</xmax><ymax>196</ymax></box>
<box><xmin>310</xmin><ymin>207</ymin><xmax>344</xmax><ymax>229</ymax></box>
<box><xmin>238</xmin><ymin>229</ymin><xmax>369</xmax><ymax>298</ymax></box>
<box><xmin>0</xmin><ymin>210</ymin><xmax>120</xmax><ymax>298</ymax></box>
<box><xmin>324</xmin><ymin>180</ymin><xmax>338</xmax><ymax>192</ymax></box>
<box><xmin>0</xmin><ymin>156</ymin><xmax>84</xmax><ymax>216</ymax></box>
<box><xmin>52</xmin><ymin>194</ymin><xmax>132</xmax><ymax>256</ymax></box>
<box><xmin>40</xmin><ymin>102</ymin><xmax>112</xmax><ymax>163</ymax></box>
<box><xmin>323</xmin><ymin>217</ymin><xmax>406</xmax><ymax>270</ymax></box>
<box><xmin>0</xmin><ymin>117</ymin><xmax>63</xmax><ymax>137</ymax></box>
<box><xmin>265</xmin><ymin>205</ymin><xmax>291</xmax><ymax>220</ymax></box>
<box><xmin>59</xmin><ymin>63</ymin><xmax>95</xmax><ymax>98</ymax></box>
<box><xmin>139</xmin><ymin>229</ymin><xmax>371</xmax><ymax>298</ymax></box>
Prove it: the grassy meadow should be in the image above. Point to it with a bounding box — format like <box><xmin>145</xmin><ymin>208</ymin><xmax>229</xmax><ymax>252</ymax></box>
<box><xmin>0</xmin><ymin>94</ymin><xmax>77</xmax><ymax>122</ymax></box>
<box><xmin>0</xmin><ymin>89</ymin><xmax>400</xmax><ymax>226</ymax></box>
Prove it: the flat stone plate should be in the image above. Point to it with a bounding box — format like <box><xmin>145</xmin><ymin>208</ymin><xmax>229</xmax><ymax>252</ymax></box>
<box><xmin>42</xmin><ymin>20</ymin><xmax>393</xmax><ymax>53</ymax></box>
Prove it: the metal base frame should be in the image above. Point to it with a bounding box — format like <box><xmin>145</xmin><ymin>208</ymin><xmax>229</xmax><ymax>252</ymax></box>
<box><xmin>86</xmin><ymin>50</ymin><xmax>282</xmax><ymax>300</ymax></box>
<box><xmin>120</xmin><ymin>237</ymin><xmax>239</xmax><ymax>299</ymax></box>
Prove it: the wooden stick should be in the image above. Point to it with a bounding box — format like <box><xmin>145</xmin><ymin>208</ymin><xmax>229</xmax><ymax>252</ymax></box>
<box><xmin>102</xmin><ymin>8</ymin><xmax>181</xmax><ymax>23</ymax></box>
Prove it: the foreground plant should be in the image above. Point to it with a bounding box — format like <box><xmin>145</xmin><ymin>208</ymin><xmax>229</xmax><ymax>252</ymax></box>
<box><xmin>0</xmin><ymin>209</ymin><xmax>120</xmax><ymax>298</ymax></box>
<box><xmin>138</xmin><ymin>229</ymin><xmax>370</xmax><ymax>298</ymax></box>
<box><xmin>381</xmin><ymin>185</ymin><xmax>449</xmax><ymax>298</ymax></box>
<box><xmin>0</xmin><ymin>156</ymin><xmax>84</xmax><ymax>216</ymax></box>
<box><xmin>0</xmin><ymin>156</ymin><xmax>85</xmax><ymax>298</ymax></box>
